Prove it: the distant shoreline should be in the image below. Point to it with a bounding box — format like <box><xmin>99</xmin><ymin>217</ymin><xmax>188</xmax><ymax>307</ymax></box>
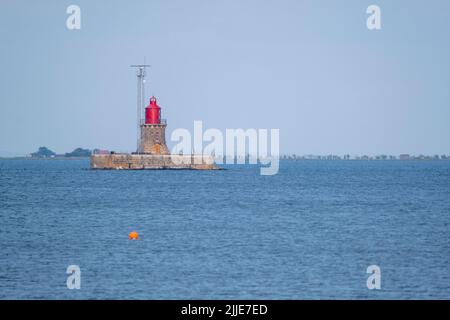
<box><xmin>0</xmin><ymin>156</ymin><xmax>90</xmax><ymax>160</ymax></box>
<box><xmin>1</xmin><ymin>156</ymin><xmax>449</xmax><ymax>162</ymax></box>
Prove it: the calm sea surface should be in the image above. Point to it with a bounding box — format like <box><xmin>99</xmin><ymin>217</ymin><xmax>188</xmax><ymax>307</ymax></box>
<box><xmin>0</xmin><ymin>159</ymin><xmax>449</xmax><ymax>299</ymax></box>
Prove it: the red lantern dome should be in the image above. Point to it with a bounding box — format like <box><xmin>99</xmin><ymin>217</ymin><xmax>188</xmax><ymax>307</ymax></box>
<box><xmin>145</xmin><ymin>96</ymin><xmax>161</xmax><ymax>124</ymax></box>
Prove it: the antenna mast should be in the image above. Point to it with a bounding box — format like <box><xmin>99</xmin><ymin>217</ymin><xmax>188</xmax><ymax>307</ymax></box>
<box><xmin>130</xmin><ymin>64</ymin><xmax>150</xmax><ymax>153</ymax></box>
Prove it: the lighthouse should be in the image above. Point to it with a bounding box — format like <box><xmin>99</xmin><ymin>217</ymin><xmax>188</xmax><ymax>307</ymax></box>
<box><xmin>139</xmin><ymin>96</ymin><xmax>169</xmax><ymax>155</ymax></box>
<box><xmin>90</xmin><ymin>64</ymin><xmax>218</xmax><ymax>170</ymax></box>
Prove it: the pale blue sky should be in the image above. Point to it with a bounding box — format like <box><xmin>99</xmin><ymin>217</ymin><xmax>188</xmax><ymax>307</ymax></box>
<box><xmin>1</xmin><ymin>0</ymin><xmax>449</xmax><ymax>156</ymax></box>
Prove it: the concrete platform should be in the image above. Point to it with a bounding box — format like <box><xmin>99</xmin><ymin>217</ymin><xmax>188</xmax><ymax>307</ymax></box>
<box><xmin>90</xmin><ymin>153</ymin><xmax>219</xmax><ymax>170</ymax></box>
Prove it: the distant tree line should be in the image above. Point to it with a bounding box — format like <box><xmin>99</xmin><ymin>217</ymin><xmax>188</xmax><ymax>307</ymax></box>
<box><xmin>281</xmin><ymin>154</ymin><xmax>449</xmax><ymax>161</ymax></box>
<box><xmin>30</xmin><ymin>146</ymin><xmax>91</xmax><ymax>158</ymax></box>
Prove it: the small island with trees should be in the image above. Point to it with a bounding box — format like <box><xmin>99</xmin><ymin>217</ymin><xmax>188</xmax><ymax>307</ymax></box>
<box><xmin>29</xmin><ymin>146</ymin><xmax>92</xmax><ymax>159</ymax></box>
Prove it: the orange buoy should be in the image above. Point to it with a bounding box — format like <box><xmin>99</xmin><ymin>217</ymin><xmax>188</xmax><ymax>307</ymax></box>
<box><xmin>129</xmin><ymin>231</ymin><xmax>139</xmax><ymax>240</ymax></box>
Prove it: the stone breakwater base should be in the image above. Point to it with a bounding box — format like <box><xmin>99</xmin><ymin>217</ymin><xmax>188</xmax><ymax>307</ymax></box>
<box><xmin>90</xmin><ymin>154</ymin><xmax>219</xmax><ymax>170</ymax></box>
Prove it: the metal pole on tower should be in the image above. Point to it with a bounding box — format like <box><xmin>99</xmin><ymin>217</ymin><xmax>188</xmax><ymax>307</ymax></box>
<box><xmin>137</xmin><ymin>68</ymin><xmax>142</xmax><ymax>152</ymax></box>
<box><xmin>130</xmin><ymin>64</ymin><xmax>150</xmax><ymax>153</ymax></box>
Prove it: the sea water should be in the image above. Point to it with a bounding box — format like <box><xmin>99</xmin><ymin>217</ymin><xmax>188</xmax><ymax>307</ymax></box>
<box><xmin>0</xmin><ymin>159</ymin><xmax>449</xmax><ymax>299</ymax></box>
